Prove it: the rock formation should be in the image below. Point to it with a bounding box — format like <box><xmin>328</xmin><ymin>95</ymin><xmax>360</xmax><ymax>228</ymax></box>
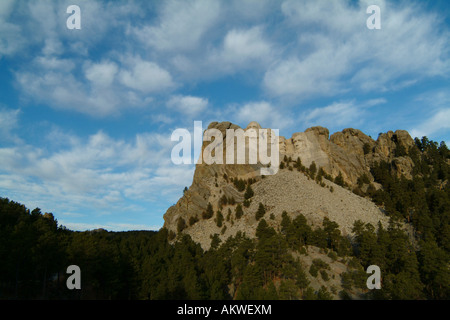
<box><xmin>163</xmin><ymin>121</ymin><xmax>417</xmax><ymax>250</ymax></box>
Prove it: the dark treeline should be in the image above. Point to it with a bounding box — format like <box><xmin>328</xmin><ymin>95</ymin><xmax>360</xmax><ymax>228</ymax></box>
<box><xmin>0</xmin><ymin>198</ymin><xmax>448</xmax><ymax>300</ymax></box>
<box><xmin>368</xmin><ymin>137</ymin><xmax>449</xmax><ymax>248</ymax></box>
<box><xmin>0</xmin><ymin>200</ymin><xmax>157</xmax><ymax>299</ymax></box>
<box><xmin>359</xmin><ymin>136</ymin><xmax>450</xmax><ymax>299</ymax></box>
<box><xmin>0</xmin><ymin>137</ymin><xmax>448</xmax><ymax>300</ymax></box>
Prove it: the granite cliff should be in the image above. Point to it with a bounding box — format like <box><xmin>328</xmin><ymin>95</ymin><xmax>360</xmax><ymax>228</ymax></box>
<box><xmin>163</xmin><ymin>121</ymin><xmax>417</xmax><ymax>250</ymax></box>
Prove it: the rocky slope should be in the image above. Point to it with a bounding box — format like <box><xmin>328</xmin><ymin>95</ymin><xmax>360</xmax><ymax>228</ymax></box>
<box><xmin>163</xmin><ymin>121</ymin><xmax>417</xmax><ymax>250</ymax></box>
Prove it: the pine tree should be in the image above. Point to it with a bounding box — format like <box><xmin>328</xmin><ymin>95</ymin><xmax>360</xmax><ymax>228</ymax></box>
<box><xmin>280</xmin><ymin>211</ymin><xmax>291</xmax><ymax>234</ymax></box>
<box><xmin>309</xmin><ymin>161</ymin><xmax>317</xmax><ymax>179</ymax></box>
<box><xmin>177</xmin><ymin>218</ymin><xmax>186</xmax><ymax>233</ymax></box>
<box><xmin>322</xmin><ymin>217</ymin><xmax>341</xmax><ymax>250</ymax></box>
<box><xmin>263</xmin><ymin>281</ymin><xmax>279</xmax><ymax>300</ymax></box>
<box><xmin>210</xmin><ymin>234</ymin><xmax>221</xmax><ymax>250</ymax></box>
<box><xmin>236</xmin><ymin>264</ymin><xmax>264</xmax><ymax>300</ymax></box>
<box><xmin>255</xmin><ymin>219</ymin><xmax>276</xmax><ymax>241</ymax></box>
<box><xmin>417</xmin><ymin>239</ymin><xmax>450</xmax><ymax>299</ymax></box>
<box><xmin>189</xmin><ymin>215</ymin><xmax>199</xmax><ymax>226</ymax></box>
<box><xmin>292</xmin><ymin>214</ymin><xmax>312</xmax><ymax>246</ymax></box>
<box><xmin>278</xmin><ymin>279</ymin><xmax>299</xmax><ymax>300</ymax></box>
<box><xmin>216</xmin><ymin>211</ymin><xmax>224</xmax><ymax>228</ymax></box>
<box><xmin>202</xmin><ymin>202</ymin><xmax>214</xmax><ymax>219</ymax></box>
<box><xmin>363</xmin><ymin>143</ymin><xmax>372</xmax><ymax>155</ymax></box>
<box><xmin>302</xmin><ymin>287</ymin><xmax>317</xmax><ymax>300</ymax></box>
<box><xmin>235</xmin><ymin>204</ymin><xmax>243</xmax><ymax>219</ymax></box>
<box><xmin>244</xmin><ymin>184</ymin><xmax>254</xmax><ymax>200</ymax></box>
<box><xmin>334</xmin><ymin>171</ymin><xmax>345</xmax><ymax>187</ymax></box>
<box><xmin>219</xmin><ymin>194</ymin><xmax>228</xmax><ymax>207</ymax></box>
<box><xmin>296</xmin><ymin>263</ymin><xmax>310</xmax><ymax>293</ymax></box>
<box><xmin>310</xmin><ymin>228</ymin><xmax>327</xmax><ymax>249</ymax></box>
<box><xmin>255</xmin><ymin>202</ymin><xmax>266</xmax><ymax>220</ymax></box>
<box><xmin>234</xmin><ymin>178</ymin><xmax>246</xmax><ymax>192</ymax></box>
<box><xmin>226</xmin><ymin>208</ymin><xmax>231</xmax><ymax>221</ymax></box>
<box><xmin>317</xmin><ymin>286</ymin><xmax>333</xmax><ymax>300</ymax></box>
<box><xmin>317</xmin><ymin>167</ymin><xmax>325</xmax><ymax>182</ymax></box>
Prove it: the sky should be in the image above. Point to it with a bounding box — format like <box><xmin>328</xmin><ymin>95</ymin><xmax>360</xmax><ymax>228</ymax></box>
<box><xmin>0</xmin><ymin>0</ymin><xmax>449</xmax><ymax>232</ymax></box>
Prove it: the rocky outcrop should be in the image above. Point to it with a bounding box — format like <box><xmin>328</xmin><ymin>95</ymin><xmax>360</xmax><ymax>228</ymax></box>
<box><xmin>164</xmin><ymin>121</ymin><xmax>263</xmax><ymax>238</ymax></box>
<box><xmin>279</xmin><ymin>126</ymin><xmax>416</xmax><ymax>186</ymax></box>
<box><xmin>280</xmin><ymin>126</ymin><xmax>369</xmax><ymax>186</ymax></box>
<box><xmin>163</xmin><ymin>121</ymin><xmax>418</xmax><ymax>250</ymax></box>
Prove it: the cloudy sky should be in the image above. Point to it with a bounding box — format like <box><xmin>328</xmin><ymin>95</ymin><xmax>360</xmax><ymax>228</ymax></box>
<box><xmin>0</xmin><ymin>0</ymin><xmax>449</xmax><ymax>231</ymax></box>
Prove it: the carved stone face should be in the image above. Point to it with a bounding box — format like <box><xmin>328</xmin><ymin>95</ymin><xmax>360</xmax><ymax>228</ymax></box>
<box><xmin>292</xmin><ymin>133</ymin><xmax>308</xmax><ymax>152</ymax></box>
<box><xmin>278</xmin><ymin>137</ymin><xmax>287</xmax><ymax>153</ymax></box>
<box><xmin>246</xmin><ymin>121</ymin><xmax>261</xmax><ymax>131</ymax></box>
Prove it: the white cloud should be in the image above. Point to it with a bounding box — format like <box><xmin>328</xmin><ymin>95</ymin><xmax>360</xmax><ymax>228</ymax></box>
<box><xmin>410</xmin><ymin>108</ymin><xmax>450</xmax><ymax>140</ymax></box>
<box><xmin>41</xmin><ymin>38</ymin><xmax>64</xmax><ymax>56</ymax></box>
<box><xmin>5</xmin><ymin>0</ymin><xmax>450</xmax><ymax>102</ymax></box>
<box><xmin>130</xmin><ymin>1</ymin><xmax>279</xmax><ymax>81</ymax></box>
<box><xmin>221</xmin><ymin>26</ymin><xmax>273</xmax><ymax>65</ymax></box>
<box><xmin>303</xmin><ymin>102</ymin><xmax>362</xmax><ymax>128</ymax></box>
<box><xmin>0</xmin><ymin>107</ymin><xmax>19</xmax><ymax>130</ymax></box>
<box><xmin>0</xmin><ymin>21</ymin><xmax>24</xmax><ymax>57</ymax></box>
<box><xmin>364</xmin><ymin>98</ymin><xmax>387</xmax><ymax>107</ymax></box>
<box><xmin>232</xmin><ymin>101</ymin><xmax>294</xmax><ymax>130</ymax></box>
<box><xmin>264</xmin><ymin>49</ymin><xmax>350</xmax><ymax>98</ymax></box>
<box><xmin>84</xmin><ymin>61</ymin><xmax>119</xmax><ymax>87</ymax></box>
<box><xmin>0</xmin><ymin>0</ymin><xmax>15</xmax><ymax>17</ymax></box>
<box><xmin>227</xmin><ymin>0</ymin><xmax>277</xmax><ymax>21</ymax></box>
<box><xmin>0</xmin><ymin>0</ymin><xmax>144</xmax><ymax>60</ymax></box>
<box><xmin>190</xmin><ymin>25</ymin><xmax>276</xmax><ymax>77</ymax></box>
<box><xmin>24</xmin><ymin>0</ymin><xmax>139</xmax><ymax>53</ymax></box>
<box><xmin>16</xmin><ymin>68</ymin><xmax>121</xmax><ymax>117</ymax></box>
<box><xmin>409</xmin><ymin>90</ymin><xmax>450</xmax><ymax>140</ymax></box>
<box><xmin>0</xmin><ymin>108</ymin><xmax>21</xmax><ymax>143</ymax></box>
<box><xmin>0</xmin><ymin>0</ymin><xmax>24</xmax><ymax>58</ymax></box>
<box><xmin>133</xmin><ymin>0</ymin><xmax>221</xmax><ymax>52</ymax></box>
<box><xmin>119</xmin><ymin>56</ymin><xmax>175</xmax><ymax>93</ymax></box>
<box><xmin>34</xmin><ymin>56</ymin><xmax>76</xmax><ymax>70</ymax></box>
<box><xmin>0</xmin><ymin>128</ymin><xmax>194</xmax><ymax>221</ymax></box>
<box><xmin>415</xmin><ymin>90</ymin><xmax>450</xmax><ymax>109</ymax></box>
<box><xmin>301</xmin><ymin>99</ymin><xmax>386</xmax><ymax>129</ymax></box>
<box><xmin>15</xmin><ymin>53</ymin><xmax>175</xmax><ymax>117</ymax></box>
<box><xmin>264</xmin><ymin>0</ymin><xmax>450</xmax><ymax>98</ymax></box>
<box><xmin>166</xmin><ymin>95</ymin><xmax>208</xmax><ymax>116</ymax></box>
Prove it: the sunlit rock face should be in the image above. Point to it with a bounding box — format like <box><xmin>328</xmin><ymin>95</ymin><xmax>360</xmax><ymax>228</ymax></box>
<box><xmin>197</xmin><ymin>121</ymin><xmax>416</xmax><ymax>189</ymax></box>
<box><xmin>163</xmin><ymin>121</ymin><xmax>417</xmax><ymax>249</ymax></box>
<box><xmin>277</xmin><ymin>126</ymin><xmax>416</xmax><ymax>186</ymax></box>
<box><xmin>246</xmin><ymin>121</ymin><xmax>261</xmax><ymax>130</ymax></box>
<box><xmin>278</xmin><ymin>126</ymin><xmax>364</xmax><ymax>185</ymax></box>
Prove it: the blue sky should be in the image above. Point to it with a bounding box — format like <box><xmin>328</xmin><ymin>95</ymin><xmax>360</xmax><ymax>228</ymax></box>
<box><xmin>0</xmin><ymin>0</ymin><xmax>449</xmax><ymax>231</ymax></box>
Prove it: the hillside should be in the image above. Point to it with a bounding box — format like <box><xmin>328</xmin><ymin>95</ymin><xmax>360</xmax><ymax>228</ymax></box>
<box><xmin>173</xmin><ymin>169</ymin><xmax>390</xmax><ymax>250</ymax></box>
<box><xmin>158</xmin><ymin>121</ymin><xmax>449</xmax><ymax>300</ymax></box>
<box><xmin>163</xmin><ymin>121</ymin><xmax>417</xmax><ymax>248</ymax></box>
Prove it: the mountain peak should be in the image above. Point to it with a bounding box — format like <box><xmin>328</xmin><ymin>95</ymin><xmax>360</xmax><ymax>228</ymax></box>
<box><xmin>164</xmin><ymin>122</ymin><xmax>416</xmax><ymax>250</ymax></box>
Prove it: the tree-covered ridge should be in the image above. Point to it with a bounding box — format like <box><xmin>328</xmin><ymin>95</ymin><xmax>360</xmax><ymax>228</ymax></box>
<box><xmin>358</xmin><ymin>137</ymin><xmax>450</xmax><ymax>299</ymax></box>
<box><xmin>0</xmin><ymin>136</ymin><xmax>448</xmax><ymax>300</ymax></box>
<box><xmin>0</xmin><ymin>202</ymin><xmax>448</xmax><ymax>299</ymax></box>
<box><xmin>0</xmin><ymin>197</ymin><xmax>157</xmax><ymax>299</ymax></box>
<box><xmin>368</xmin><ymin>138</ymin><xmax>449</xmax><ymax>247</ymax></box>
